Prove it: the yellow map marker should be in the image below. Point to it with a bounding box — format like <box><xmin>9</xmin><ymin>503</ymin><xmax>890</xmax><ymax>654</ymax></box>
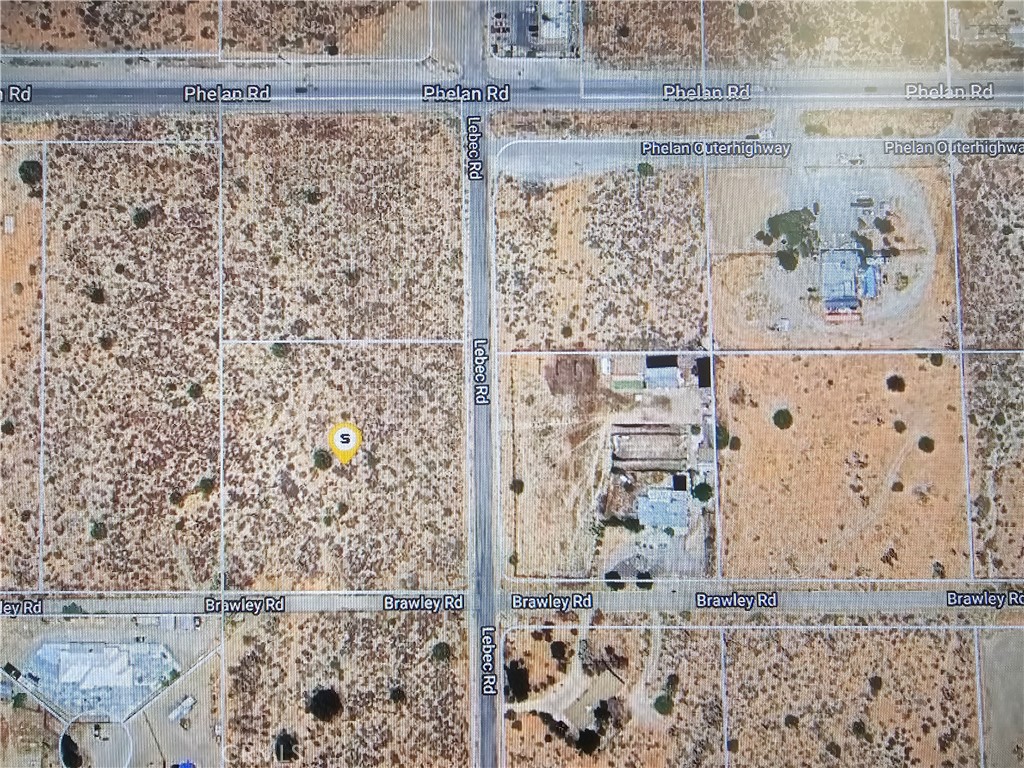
<box><xmin>328</xmin><ymin>422</ymin><xmax>363</xmax><ymax>464</ymax></box>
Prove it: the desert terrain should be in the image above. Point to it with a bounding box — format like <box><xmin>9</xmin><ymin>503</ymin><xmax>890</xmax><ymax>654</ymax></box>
<box><xmin>949</xmin><ymin>0</ymin><xmax>1024</xmax><ymax>72</ymax></box>
<box><xmin>968</xmin><ymin>107</ymin><xmax>1024</xmax><ymax>137</ymax></box>
<box><xmin>496</xmin><ymin>166</ymin><xmax>707</xmax><ymax>351</ymax></box>
<box><xmin>501</xmin><ymin>353</ymin><xmax>715</xmax><ymax>580</ymax></box>
<box><xmin>225</xmin><ymin>612</ymin><xmax>468</xmax><ymax>766</ymax></box>
<box><xmin>0</xmin><ymin>114</ymin><xmax>217</xmax><ymax>143</ymax></box>
<box><xmin>709</xmin><ymin>162</ymin><xmax>957</xmax><ymax>350</ymax></box>
<box><xmin>583</xmin><ymin>0</ymin><xmax>701</xmax><ymax>69</ymax></box>
<box><xmin>0</xmin><ymin>0</ymin><xmax>217</xmax><ymax>53</ymax></box>
<box><xmin>42</xmin><ymin>143</ymin><xmax>220</xmax><ymax>591</ymax></box>
<box><xmin>223</xmin><ymin>343</ymin><xmax>465</xmax><ymax>591</ymax></box>
<box><xmin>489</xmin><ymin>109</ymin><xmax>772</xmax><ymax>140</ymax></box>
<box><xmin>956</xmin><ymin>155</ymin><xmax>1024</xmax><ymax>350</ymax></box>
<box><xmin>222</xmin><ymin>113</ymin><xmax>462</xmax><ymax>341</ymax></box>
<box><xmin>800</xmin><ymin>109</ymin><xmax>953</xmax><ymax>138</ymax></box>
<box><xmin>505</xmin><ymin>625</ymin><xmax>722</xmax><ymax>767</ymax></box>
<box><xmin>979</xmin><ymin>629</ymin><xmax>1024</xmax><ymax>766</ymax></box>
<box><xmin>725</xmin><ymin>629</ymin><xmax>980</xmax><ymax>766</ymax></box>
<box><xmin>221</xmin><ymin>0</ymin><xmax>429</xmax><ymax>58</ymax></box>
<box><xmin>717</xmin><ymin>353</ymin><xmax>969</xmax><ymax>579</ymax></box>
<box><xmin>0</xmin><ymin>145</ymin><xmax>43</xmax><ymax>589</ymax></box>
<box><xmin>705</xmin><ymin>0</ymin><xmax>946</xmax><ymax>70</ymax></box>
<box><xmin>965</xmin><ymin>354</ymin><xmax>1024</xmax><ymax>578</ymax></box>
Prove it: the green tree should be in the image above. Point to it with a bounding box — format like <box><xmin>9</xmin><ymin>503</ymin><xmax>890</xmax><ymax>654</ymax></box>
<box><xmin>18</xmin><ymin>160</ymin><xmax>42</xmax><ymax>186</ymax></box>
<box><xmin>431</xmin><ymin>642</ymin><xmax>452</xmax><ymax>663</ymax></box>
<box><xmin>654</xmin><ymin>694</ymin><xmax>673</xmax><ymax>715</ymax></box>
<box><xmin>692</xmin><ymin>483</ymin><xmax>713</xmax><ymax>503</ymax></box>
<box><xmin>313</xmin><ymin>449</ymin><xmax>332</xmax><ymax>470</ymax></box>
<box><xmin>637</xmin><ymin>162</ymin><xmax>654</xmax><ymax>177</ymax></box>
<box><xmin>773</xmin><ymin>409</ymin><xmax>793</xmax><ymax>430</ymax></box>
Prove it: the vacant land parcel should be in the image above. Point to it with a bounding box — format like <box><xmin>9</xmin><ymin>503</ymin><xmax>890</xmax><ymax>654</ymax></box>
<box><xmin>504</xmin><ymin>626</ymin><xmax>722</xmax><ymax>767</ymax></box>
<box><xmin>221</xmin><ymin>0</ymin><xmax>430</xmax><ymax>58</ymax></box>
<box><xmin>225</xmin><ymin>612</ymin><xmax>468</xmax><ymax>766</ymax></box>
<box><xmin>42</xmin><ymin>143</ymin><xmax>219</xmax><ymax>591</ymax></box>
<box><xmin>223</xmin><ymin>343</ymin><xmax>465</xmax><ymax>591</ymax></box>
<box><xmin>222</xmin><ymin>113</ymin><xmax>462</xmax><ymax>341</ymax></box>
<box><xmin>502</xmin><ymin>353</ymin><xmax>716</xmax><ymax>580</ymax></box>
<box><xmin>980</xmin><ymin>629</ymin><xmax>1024</xmax><ymax>766</ymax></box>
<box><xmin>716</xmin><ymin>354</ymin><xmax>968</xmax><ymax>579</ymax></box>
<box><xmin>956</xmin><ymin>155</ymin><xmax>1024</xmax><ymax>350</ymax></box>
<box><xmin>496</xmin><ymin>164</ymin><xmax>707</xmax><ymax>351</ymax></box>
<box><xmin>0</xmin><ymin>0</ymin><xmax>218</xmax><ymax>54</ymax></box>
<box><xmin>966</xmin><ymin>354</ymin><xmax>1024</xmax><ymax>578</ymax></box>
<box><xmin>705</xmin><ymin>1</ymin><xmax>946</xmax><ymax>71</ymax></box>
<box><xmin>709</xmin><ymin>160</ymin><xmax>957</xmax><ymax>350</ymax></box>
<box><xmin>725</xmin><ymin>629</ymin><xmax>980</xmax><ymax>767</ymax></box>
<box><xmin>0</xmin><ymin>146</ymin><xmax>43</xmax><ymax>589</ymax></box>
<box><xmin>583</xmin><ymin>0</ymin><xmax>701</xmax><ymax>69</ymax></box>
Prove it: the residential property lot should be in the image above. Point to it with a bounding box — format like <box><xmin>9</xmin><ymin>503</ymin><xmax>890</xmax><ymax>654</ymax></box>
<box><xmin>495</xmin><ymin>154</ymin><xmax>708</xmax><ymax>352</ymax></box>
<box><xmin>0</xmin><ymin>0</ymin><xmax>218</xmax><ymax>54</ymax></box>
<box><xmin>965</xmin><ymin>353</ymin><xmax>1024</xmax><ymax>578</ymax></box>
<box><xmin>223</xmin><ymin>343</ymin><xmax>466</xmax><ymax>591</ymax></box>
<box><xmin>41</xmin><ymin>143</ymin><xmax>220</xmax><ymax>591</ymax></box>
<box><xmin>716</xmin><ymin>353</ymin><xmax>969</xmax><ymax>579</ymax></box>
<box><xmin>725</xmin><ymin>629</ymin><xmax>980</xmax><ymax>767</ymax></box>
<box><xmin>0</xmin><ymin>145</ymin><xmax>43</xmax><ymax>589</ymax></box>
<box><xmin>504</xmin><ymin>625</ymin><xmax>723</xmax><ymax>767</ymax></box>
<box><xmin>224</xmin><ymin>611</ymin><xmax>468</xmax><ymax>766</ymax></box>
<box><xmin>220</xmin><ymin>0</ymin><xmax>430</xmax><ymax>58</ymax></box>
<box><xmin>708</xmin><ymin>157</ymin><xmax>957</xmax><ymax>351</ymax></box>
<box><xmin>501</xmin><ymin>353</ymin><xmax>716</xmax><ymax>581</ymax></box>
<box><xmin>222</xmin><ymin>113</ymin><xmax>463</xmax><ymax>342</ymax></box>
<box><xmin>956</xmin><ymin>155</ymin><xmax>1024</xmax><ymax>350</ymax></box>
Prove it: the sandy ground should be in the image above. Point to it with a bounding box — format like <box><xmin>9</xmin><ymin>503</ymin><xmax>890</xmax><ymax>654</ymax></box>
<box><xmin>717</xmin><ymin>354</ymin><xmax>970</xmax><ymax>579</ymax></box>
<box><xmin>224</xmin><ymin>612</ymin><xmax>468</xmax><ymax>766</ymax></box>
<box><xmin>0</xmin><ymin>0</ymin><xmax>217</xmax><ymax>53</ymax></box>
<box><xmin>965</xmin><ymin>353</ymin><xmax>1024</xmax><ymax>578</ymax></box>
<box><xmin>490</xmin><ymin>110</ymin><xmax>773</xmax><ymax>139</ymax></box>
<box><xmin>501</xmin><ymin>354</ymin><xmax>712</xmax><ymax>579</ymax></box>
<box><xmin>725</xmin><ymin>629</ymin><xmax>980</xmax><ymax>767</ymax></box>
<box><xmin>222</xmin><ymin>113</ymin><xmax>462</xmax><ymax>341</ymax></box>
<box><xmin>968</xmin><ymin>108</ymin><xmax>1024</xmax><ymax>137</ymax></box>
<box><xmin>583</xmin><ymin>0</ymin><xmax>702</xmax><ymax>69</ymax></box>
<box><xmin>223</xmin><ymin>343</ymin><xmax>465</xmax><ymax>591</ymax></box>
<box><xmin>221</xmin><ymin>0</ymin><xmax>429</xmax><ymax>58</ymax></box>
<box><xmin>496</xmin><ymin>167</ymin><xmax>707</xmax><ymax>352</ymax></box>
<box><xmin>980</xmin><ymin>629</ymin><xmax>1024</xmax><ymax>766</ymax></box>
<box><xmin>800</xmin><ymin>109</ymin><xmax>954</xmax><ymax>138</ymax></box>
<box><xmin>956</xmin><ymin>155</ymin><xmax>1024</xmax><ymax>350</ymax></box>
<box><xmin>0</xmin><ymin>115</ymin><xmax>217</xmax><ymax>143</ymax></box>
<box><xmin>705</xmin><ymin>0</ymin><xmax>946</xmax><ymax>70</ymax></box>
<box><xmin>505</xmin><ymin>626</ymin><xmax>722</xmax><ymax>768</ymax></box>
<box><xmin>0</xmin><ymin>703</ymin><xmax>60</xmax><ymax>768</ymax></box>
<box><xmin>0</xmin><ymin>145</ymin><xmax>43</xmax><ymax>589</ymax></box>
<box><xmin>709</xmin><ymin>163</ymin><xmax>957</xmax><ymax>350</ymax></box>
<box><xmin>42</xmin><ymin>143</ymin><xmax>220</xmax><ymax>591</ymax></box>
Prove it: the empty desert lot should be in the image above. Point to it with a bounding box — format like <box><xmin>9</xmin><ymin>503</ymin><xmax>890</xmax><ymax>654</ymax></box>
<box><xmin>225</xmin><ymin>612</ymin><xmax>468</xmax><ymax>766</ymax></box>
<box><xmin>42</xmin><ymin>143</ymin><xmax>220</xmax><ymax>591</ymax></box>
<box><xmin>223</xmin><ymin>343</ymin><xmax>465</xmax><ymax>591</ymax></box>
<box><xmin>222</xmin><ymin>113</ymin><xmax>463</xmax><ymax>341</ymax></box>
<box><xmin>726</xmin><ymin>629</ymin><xmax>979</xmax><ymax>767</ymax></box>
<box><xmin>0</xmin><ymin>0</ymin><xmax>217</xmax><ymax>53</ymax></box>
<box><xmin>0</xmin><ymin>145</ymin><xmax>43</xmax><ymax>589</ymax></box>
<box><xmin>496</xmin><ymin>166</ymin><xmax>707</xmax><ymax>351</ymax></box>
<box><xmin>717</xmin><ymin>353</ymin><xmax>969</xmax><ymax>579</ymax></box>
<box><xmin>221</xmin><ymin>0</ymin><xmax>430</xmax><ymax>58</ymax></box>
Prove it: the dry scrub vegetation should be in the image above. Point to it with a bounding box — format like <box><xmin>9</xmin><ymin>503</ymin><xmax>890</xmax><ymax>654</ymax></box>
<box><xmin>726</xmin><ymin>630</ymin><xmax>979</xmax><ymax>767</ymax></box>
<box><xmin>490</xmin><ymin>109</ymin><xmax>772</xmax><ymax>139</ymax></box>
<box><xmin>0</xmin><ymin>145</ymin><xmax>43</xmax><ymax>589</ymax></box>
<box><xmin>223</xmin><ymin>114</ymin><xmax>462</xmax><ymax>341</ymax></box>
<box><xmin>966</xmin><ymin>354</ymin><xmax>1024</xmax><ymax>578</ymax></box>
<box><xmin>583</xmin><ymin>0</ymin><xmax>702</xmax><ymax>68</ymax></box>
<box><xmin>0</xmin><ymin>0</ymin><xmax>217</xmax><ymax>53</ymax></box>
<box><xmin>43</xmin><ymin>143</ymin><xmax>220</xmax><ymax>590</ymax></box>
<box><xmin>717</xmin><ymin>354</ymin><xmax>969</xmax><ymax>579</ymax></box>
<box><xmin>705</xmin><ymin>0</ymin><xmax>946</xmax><ymax>70</ymax></box>
<box><xmin>956</xmin><ymin>156</ymin><xmax>1024</xmax><ymax>349</ymax></box>
<box><xmin>224</xmin><ymin>344</ymin><xmax>465</xmax><ymax>591</ymax></box>
<box><xmin>226</xmin><ymin>612</ymin><xmax>468</xmax><ymax>766</ymax></box>
<box><xmin>496</xmin><ymin>168</ymin><xmax>707</xmax><ymax>351</ymax></box>
<box><xmin>221</xmin><ymin>0</ymin><xmax>428</xmax><ymax>57</ymax></box>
